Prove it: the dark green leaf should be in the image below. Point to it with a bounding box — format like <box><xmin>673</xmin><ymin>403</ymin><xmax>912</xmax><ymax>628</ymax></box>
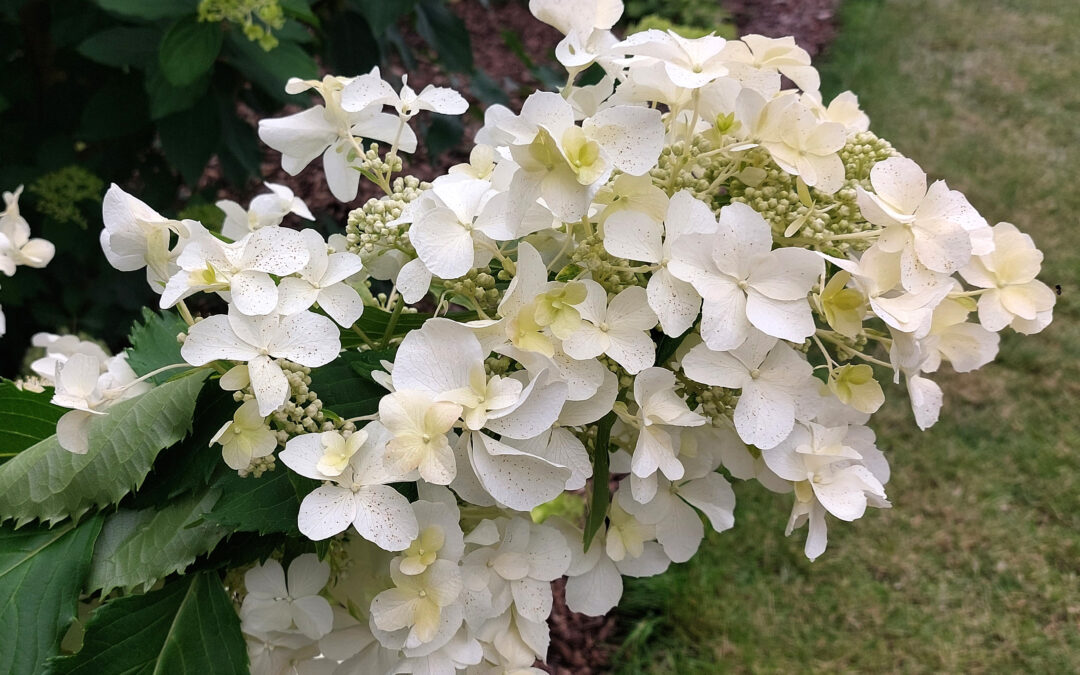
<box><xmin>46</xmin><ymin>572</ymin><xmax>248</xmax><ymax>675</ymax></box>
<box><xmin>157</xmin><ymin>93</ymin><xmax>221</xmax><ymax>185</ymax></box>
<box><xmin>468</xmin><ymin>68</ymin><xmax>511</xmax><ymax>107</ymax></box>
<box><xmin>324</xmin><ymin>9</ymin><xmax>381</xmax><ymax>76</ymax></box>
<box><xmin>0</xmin><ymin>372</ymin><xmax>208</xmax><ymax>526</ymax></box>
<box><xmin>145</xmin><ymin>64</ymin><xmax>211</xmax><ymax>119</ymax></box>
<box><xmin>207</xmin><ymin>467</ymin><xmax>302</xmax><ymax>535</ymax></box>
<box><xmin>423</xmin><ymin>113</ymin><xmax>464</xmax><ymax>160</ymax></box>
<box><xmin>280</xmin><ymin>0</ymin><xmax>319</xmax><ymax>26</ymax></box>
<box><xmin>308</xmin><ymin>348</ymin><xmax>394</xmax><ymax>418</ymax></box>
<box><xmin>80</xmin><ymin>80</ymin><xmax>151</xmax><ymax>141</ymax></box>
<box><xmin>414</xmin><ymin>0</ymin><xmax>473</xmax><ymax>73</ymax></box>
<box><xmin>215</xmin><ymin>90</ymin><xmax>262</xmax><ymax>183</ymax></box>
<box><xmin>77</xmin><ymin>27</ymin><xmax>160</xmax><ymax>68</ymax></box>
<box><xmin>654</xmin><ymin>327</ymin><xmax>689</xmax><ymax>366</ymax></box>
<box><xmin>158</xmin><ymin>17</ymin><xmax>224</xmax><ymax>87</ymax></box>
<box><xmin>0</xmin><ymin>516</ymin><xmax>104</xmax><ymax>675</ymax></box>
<box><xmin>92</xmin><ymin>0</ymin><xmax>196</xmax><ymax>21</ymax></box>
<box><xmin>583</xmin><ymin>411</ymin><xmax>616</xmax><ymax>552</ymax></box>
<box><xmin>350</xmin><ymin>0</ymin><xmax>416</xmax><ymax>34</ymax></box>
<box><xmin>87</xmin><ymin>489</ymin><xmax>226</xmax><ymax>595</ymax></box>
<box><xmin>0</xmin><ymin>379</ymin><xmax>65</xmax><ymax>458</ymax></box>
<box><xmin>339</xmin><ymin>307</ymin><xmax>476</xmax><ymax>349</ymax></box>
<box><xmin>125</xmin><ymin>308</ymin><xmax>188</xmax><ymax>385</ymax></box>
<box><xmin>225</xmin><ymin>34</ymin><xmax>317</xmax><ymax>100</ymax></box>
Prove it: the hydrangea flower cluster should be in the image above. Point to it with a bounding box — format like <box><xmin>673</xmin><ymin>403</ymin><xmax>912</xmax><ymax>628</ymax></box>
<box><xmin>44</xmin><ymin>1</ymin><xmax>1053</xmax><ymax>672</ymax></box>
<box><xmin>0</xmin><ymin>185</ymin><xmax>55</xmax><ymax>337</ymax></box>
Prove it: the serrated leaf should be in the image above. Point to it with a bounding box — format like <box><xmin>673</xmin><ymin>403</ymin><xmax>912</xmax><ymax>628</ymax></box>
<box><xmin>46</xmin><ymin>572</ymin><xmax>248</xmax><ymax>675</ymax></box>
<box><xmin>0</xmin><ymin>516</ymin><xmax>104</xmax><ymax>675</ymax></box>
<box><xmin>126</xmin><ymin>308</ymin><xmax>188</xmax><ymax>385</ymax></box>
<box><xmin>0</xmin><ymin>372</ymin><xmax>208</xmax><ymax>526</ymax></box>
<box><xmin>414</xmin><ymin>0</ymin><xmax>473</xmax><ymax>73</ymax></box>
<box><xmin>0</xmin><ymin>379</ymin><xmax>65</xmax><ymax>459</ymax></box>
<box><xmin>206</xmin><ymin>467</ymin><xmax>302</xmax><ymax>535</ymax></box>
<box><xmin>308</xmin><ymin>348</ymin><xmax>393</xmax><ymax>418</ymax></box>
<box><xmin>87</xmin><ymin>489</ymin><xmax>227</xmax><ymax>595</ymax></box>
<box><xmin>77</xmin><ymin>27</ymin><xmax>160</xmax><ymax>68</ymax></box>
<box><xmin>583</xmin><ymin>411</ymin><xmax>616</xmax><ymax>552</ymax></box>
<box><xmin>158</xmin><ymin>17</ymin><xmax>223</xmax><ymax>87</ymax></box>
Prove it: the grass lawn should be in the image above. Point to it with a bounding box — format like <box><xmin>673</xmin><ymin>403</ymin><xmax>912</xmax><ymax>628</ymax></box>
<box><xmin>613</xmin><ymin>0</ymin><xmax>1080</xmax><ymax>671</ymax></box>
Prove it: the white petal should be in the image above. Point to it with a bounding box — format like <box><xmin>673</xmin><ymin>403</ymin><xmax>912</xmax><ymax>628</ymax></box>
<box><xmin>276</xmin><ymin>277</ymin><xmax>321</xmax><ymax>315</ymax></box>
<box><xmin>469</xmin><ymin>432</ymin><xmax>569</xmax><ymax>511</ymax></box>
<box><xmin>316</xmin><ymin>283</ymin><xmax>364</xmax><ymax>327</ymax></box>
<box><xmin>249</xmin><ymin>355</ymin><xmax>290</xmax><ymax>416</ymax></box>
<box><xmin>322</xmin><ymin>143</ymin><xmax>360</xmax><ymax>202</ymax></box>
<box><xmin>393</xmin><ymin>319</ymin><xmax>483</xmax><ymax>395</ymax></box>
<box><xmin>181</xmin><ymin>314</ymin><xmax>259</xmax><ymax>365</ymax></box>
<box><xmin>564</xmin><ymin>556</ymin><xmax>622</xmax><ymax>616</ymax></box>
<box><xmin>734</xmin><ymin>380</ymin><xmax>795</xmax><ymax>450</ymax></box>
<box><xmin>268</xmin><ymin>311</ymin><xmax>341</xmax><ymax>366</ymax></box>
<box><xmin>298</xmin><ymin>485</ymin><xmax>358</xmax><ymax>540</ymax></box>
<box><xmin>353</xmin><ymin>485</ymin><xmax>420</xmax><ymax>551</ymax></box>
<box><xmin>230</xmin><ymin>270</ymin><xmax>279</xmax><ymax>316</ymax></box>
<box><xmin>279</xmin><ymin>433</ymin><xmax>332</xmax><ymax>480</ymax></box>
<box><xmin>410</xmin><ymin>208</ymin><xmax>476</xmax><ymax>280</ymax></box>
<box><xmin>679</xmin><ymin>472</ymin><xmax>736</xmax><ymax>533</ymax></box>
<box><xmin>656</xmin><ymin>502</ymin><xmax>704</xmax><ymax>563</ymax></box>
<box><xmin>602</xmin><ymin>210</ymin><xmax>662</xmax><ymax>263</ymax></box>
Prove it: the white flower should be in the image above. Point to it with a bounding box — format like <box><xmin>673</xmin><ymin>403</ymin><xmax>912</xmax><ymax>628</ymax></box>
<box><xmin>960</xmin><ymin>222</ymin><xmax>1055</xmax><ymax>334</ymax></box>
<box><xmin>341</xmin><ymin>71</ymin><xmax>468</xmax><ymax>121</ymax></box>
<box><xmin>737</xmin><ymin>92</ymin><xmax>847</xmax><ymax>194</ymax></box>
<box><xmin>398</xmin><ymin>490</ymin><xmax>466</xmax><ymax>575</ymax></box>
<box><xmin>161</xmin><ymin>225</ymin><xmax>309</xmax><ymax>316</ymax></box>
<box><xmin>379</xmin><ymin>390</ymin><xmax>462</xmax><ymax>485</ymax></box>
<box><xmin>100</xmin><ymin>184</ymin><xmax>205</xmax><ymax>290</ymax></box>
<box><xmin>615</xmin><ymin>30</ymin><xmax>730</xmax><ymax>89</ymax></box>
<box><xmin>529</xmin><ymin>0</ymin><xmax>622</xmax><ymax>73</ymax></box>
<box><xmin>602</xmin><ymin>189</ymin><xmax>716</xmax><ymax>336</ymax></box>
<box><xmin>51</xmin><ymin>353</ymin><xmax>150</xmax><ymax>454</ymax></box>
<box><xmin>241</xmin><ymin>554</ymin><xmax>334</xmax><ymax>640</ymax></box>
<box><xmin>682</xmin><ymin>330</ymin><xmax>819</xmax><ymax>449</ymax></box>
<box><xmin>258</xmin><ymin>73</ymin><xmax>417</xmax><ymax>202</ymax></box>
<box><xmin>0</xmin><ymin>185</ymin><xmax>54</xmax><ymax>274</ymax></box>
<box><xmin>669</xmin><ymin>201</ymin><xmax>823</xmax><ymax>350</ymax></box>
<box><xmin>370</xmin><ymin>559</ymin><xmax>464</xmax><ymax>649</ymax></box>
<box><xmin>624</xmin><ymin>367</ymin><xmax>706</xmax><ymax>502</ymax></box>
<box><xmin>762</xmin><ymin>422</ymin><xmax>889</xmax><ymax>560</ymax></box>
<box><xmin>454</xmin><ymin>430</ymin><xmax>571</xmax><ymax>512</ymax></box>
<box><xmin>218</xmin><ymin>182</ymin><xmax>314</xmax><ymax>241</ymax></box>
<box><xmin>722</xmin><ymin>34</ymin><xmax>819</xmax><ymax>93</ymax></box>
<box><xmin>280</xmin><ymin>424</ymin><xmax>419</xmax><ymax>548</ymax></box>
<box><xmin>180</xmin><ymin>307</ymin><xmax>340</xmax><ymax>416</ymax></box>
<box><xmin>617</xmin><ymin>452</ymin><xmax>736</xmax><ymax>563</ymax></box>
<box><xmin>210</xmin><ymin>399</ymin><xmax>277</xmax><ymax>470</ymax></box>
<box><xmin>856</xmin><ymin>156</ymin><xmax>991</xmax><ymax>291</ymax></box>
<box><xmin>29</xmin><ymin>332</ymin><xmax>109</xmax><ymax>383</ymax></box>
<box><xmin>276</xmin><ymin>229</ymin><xmax>365</xmax><ymax>326</ymax></box>
<box><xmin>561</xmin><ymin>281</ymin><xmax>657</xmax><ymax>374</ymax></box>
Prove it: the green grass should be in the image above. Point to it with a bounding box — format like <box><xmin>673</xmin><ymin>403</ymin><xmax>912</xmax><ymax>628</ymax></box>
<box><xmin>613</xmin><ymin>1</ymin><xmax>1080</xmax><ymax>672</ymax></box>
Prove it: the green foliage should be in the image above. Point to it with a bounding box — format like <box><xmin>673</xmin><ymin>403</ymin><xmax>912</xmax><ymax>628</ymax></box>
<box><xmin>199</xmin><ymin>0</ymin><xmax>287</xmax><ymax>51</ymax></box>
<box><xmin>159</xmin><ymin>17</ymin><xmax>226</xmax><ymax>87</ymax></box>
<box><xmin>87</xmin><ymin>488</ymin><xmax>227</xmax><ymax>595</ymax></box>
<box><xmin>0</xmin><ymin>516</ymin><xmax>104</xmax><ymax>675</ymax></box>
<box><xmin>125</xmin><ymin>308</ymin><xmax>188</xmax><ymax>385</ymax></box>
<box><xmin>47</xmin><ymin>572</ymin><xmax>248</xmax><ymax>675</ymax></box>
<box><xmin>414</xmin><ymin>0</ymin><xmax>473</xmax><ymax>73</ymax></box>
<box><xmin>622</xmin><ymin>0</ymin><xmax>736</xmax><ymax>37</ymax></box>
<box><xmin>0</xmin><ymin>372</ymin><xmax>207</xmax><ymax>526</ymax></box>
<box><xmin>308</xmin><ymin>347</ymin><xmax>394</xmax><ymax>419</ymax></box>
<box><xmin>207</xmin><ymin>467</ymin><xmax>309</xmax><ymax>535</ymax></box>
<box><xmin>27</xmin><ymin>167</ymin><xmax>105</xmax><ymax>229</ymax></box>
<box><xmin>0</xmin><ymin>380</ymin><xmax>65</xmax><ymax>459</ymax></box>
<box><xmin>177</xmin><ymin>201</ymin><xmax>227</xmax><ymax>230</ymax></box>
<box><xmin>583</xmin><ymin>411</ymin><xmax>616</xmax><ymax>552</ymax></box>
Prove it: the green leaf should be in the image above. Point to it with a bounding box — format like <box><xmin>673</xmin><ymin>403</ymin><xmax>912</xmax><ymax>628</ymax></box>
<box><xmin>0</xmin><ymin>379</ymin><xmax>65</xmax><ymax>459</ymax></box>
<box><xmin>280</xmin><ymin>0</ymin><xmax>319</xmax><ymax>26</ymax></box>
<box><xmin>323</xmin><ymin>9</ymin><xmax>381</xmax><ymax>76</ymax></box>
<box><xmin>77</xmin><ymin>27</ymin><xmax>160</xmax><ymax>68</ymax></box>
<box><xmin>583</xmin><ymin>411</ymin><xmax>616</xmax><ymax>552</ymax></box>
<box><xmin>423</xmin><ymin>113</ymin><xmax>465</xmax><ymax>160</ymax></box>
<box><xmin>158</xmin><ymin>17</ymin><xmax>224</xmax><ymax>87</ymax></box>
<box><xmin>225</xmin><ymin>34</ymin><xmax>317</xmax><ymax>100</ymax></box>
<box><xmin>125</xmin><ymin>308</ymin><xmax>188</xmax><ymax>385</ymax></box>
<box><xmin>0</xmin><ymin>516</ymin><xmax>104</xmax><ymax>675</ymax></box>
<box><xmin>414</xmin><ymin>0</ymin><xmax>473</xmax><ymax>73</ymax></box>
<box><xmin>308</xmin><ymin>348</ymin><xmax>394</xmax><ymax>418</ymax></box>
<box><xmin>145</xmin><ymin>64</ymin><xmax>211</xmax><ymax>119</ymax></box>
<box><xmin>350</xmin><ymin>0</ymin><xmax>416</xmax><ymax>34</ymax></box>
<box><xmin>92</xmin><ymin>0</ymin><xmax>196</xmax><ymax>20</ymax></box>
<box><xmin>0</xmin><ymin>372</ymin><xmax>208</xmax><ymax>526</ymax></box>
<box><xmin>87</xmin><ymin>489</ymin><xmax>226</xmax><ymax>595</ymax></box>
<box><xmin>46</xmin><ymin>572</ymin><xmax>248</xmax><ymax>675</ymax></box>
<box><xmin>158</xmin><ymin>93</ymin><xmax>221</xmax><ymax>185</ymax></box>
<box><xmin>339</xmin><ymin>307</ymin><xmax>476</xmax><ymax>349</ymax></box>
<box><xmin>206</xmin><ymin>468</ymin><xmax>302</xmax><ymax>535</ymax></box>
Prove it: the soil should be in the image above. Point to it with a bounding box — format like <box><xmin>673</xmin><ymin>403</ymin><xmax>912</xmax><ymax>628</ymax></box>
<box><xmin>210</xmin><ymin>1</ymin><xmax>842</xmax><ymax>672</ymax></box>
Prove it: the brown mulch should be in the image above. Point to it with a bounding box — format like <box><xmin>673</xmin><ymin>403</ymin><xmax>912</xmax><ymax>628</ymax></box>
<box><xmin>204</xmin><ymin>2</ymin><xmax>841</xmax><ymax>672</ymax></box>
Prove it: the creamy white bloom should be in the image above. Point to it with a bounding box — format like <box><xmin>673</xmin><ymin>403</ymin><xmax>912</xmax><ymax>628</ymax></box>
<box><xmin>30</xmin><ymin>332</ymin><xmax>109</xmax><ymax>383</ymax></box>
<box><xmin>669</xmin><ymin>201</ymin><xmax>823</xmax><ymax>350</ymax></box>
<box><xmin>180</xmin><ymin>307</ymin><xmax>340</xmax><ymax>416</ymax></box>
<box><xmin>682</xmin><ymin>330</ymin><xmax>820</xmax><ymax>449</ymax></box>
<box><xmin>341</xmin><ymin>71</ymin><xmax>468</xmax><ymax>121</ymax></box>
<box><xmin>370</xmin><ymin>559</ymin><xmax>464</xmax><ymax>650</ymax></box>
<box><xmin>276</xmin><ymin>228</ymin><xmax>365</xmax><ymax>326</ymax></box>
<box><xmin>615</xmin><ymin>29</ymin><xmax>730</xmax><ymax>89</ymax></box>
<box><xmin>0</xmin><ymin>185</ymin><xmax>54</xmax><ymax>274</ymax></box>
<box><xmin>561</xmin><ymin>281</ymin><xmax>657</xmax><ymax>374</ymax></box>
<box><xmin>857</xmin><ymin>156</ymin><xmax>991</xmax><ymax>292</ymax></box>
<box><xmin>241</xmin><ymin>555</ymin><xmax>334</xmax><ymax>640</ymax></box>
<box><xmin>960</xmin><ymin>222</ymin><xmax>1055</xmax><ymax>334</ymax></box>
<box><xmin>210</xmin><ymin>399</ymin><xmax>277</xmax><ymax>470</ymax></box>
<box><xmin>722</xmin><ymin>34</ymin><xmax>819</xmax><ymax>93</ymax></box>
<box><xmin>51</xmin><ymin>352</ymin><xmax>150</xmax><ymax>454</ymax></box>
<box><xmin>161</xmin><ymin>225</ymin><xmax>309</xmax><ymax>315</ymax></box>
<box><xmin>218</xmin><ymin>182</ymin><xmax>313</xmax><ymax>241</ymax></box>
<box><xmin>280</xmin><ymin>423</ymin><xmax>419</xmax><ymax>548</ymax></box>
<box><xmin>602</xmin><ymin>189</ymin><xmax>716</xmax><ymax>336</ymax></box>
